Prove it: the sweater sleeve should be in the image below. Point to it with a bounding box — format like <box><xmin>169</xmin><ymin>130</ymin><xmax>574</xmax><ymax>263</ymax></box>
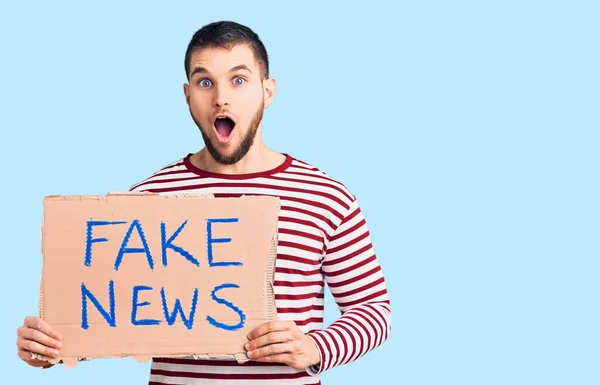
<box><xmin>306</xmin><ymin>198</ymin><xmax>392</xmax><ymax>375</ymax></box>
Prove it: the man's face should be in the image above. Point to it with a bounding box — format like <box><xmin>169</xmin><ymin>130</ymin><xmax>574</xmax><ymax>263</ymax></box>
<box><xmin>184</xmin><ymin>44</ymin><xmax>275</xmax><ymax>165</ymax></box>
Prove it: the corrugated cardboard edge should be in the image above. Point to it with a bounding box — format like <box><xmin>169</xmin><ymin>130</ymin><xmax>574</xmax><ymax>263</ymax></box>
<box><xmin>37</xmin><ymin>192</ymin><xmax>279</xmax><ymax>367</ymax></box>
<box><xmin>263</xmin><ymin>194</ymin><xmax>279</xmax><ymax>323</ymax></box>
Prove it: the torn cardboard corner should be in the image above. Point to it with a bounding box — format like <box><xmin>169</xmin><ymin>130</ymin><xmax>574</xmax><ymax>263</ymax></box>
<box><xmin>40</xmin><ymin>193</ymin><xmax>280</xmax><ymax>367</ymax></box>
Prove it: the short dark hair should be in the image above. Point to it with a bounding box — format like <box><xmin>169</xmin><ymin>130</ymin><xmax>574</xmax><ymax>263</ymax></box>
<box><xmin>184</xmin><ymin>21</ymin><xmax>269</xmax><ymax>80</ymax></box>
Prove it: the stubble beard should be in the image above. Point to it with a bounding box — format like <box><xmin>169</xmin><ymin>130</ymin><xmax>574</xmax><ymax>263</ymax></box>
<box><xmin>191</xmin><ymin>102</ymin><xmax>264</xmax><ymax>166</ymax></box>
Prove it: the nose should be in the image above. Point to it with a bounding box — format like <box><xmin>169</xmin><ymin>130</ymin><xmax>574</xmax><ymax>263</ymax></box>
<box><xmin>212</xmin><ymin>85</ymin><xmax>230</xmax><ymax>108</ymax></box>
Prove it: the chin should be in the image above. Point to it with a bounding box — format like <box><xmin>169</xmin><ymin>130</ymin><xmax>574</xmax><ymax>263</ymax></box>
<box><xmin>201</xmin><ymin>131</ymin><xmax>253</xmax><ymax>166</ymax></box>
<box><xmin>191</xmin><ymin>107</ymin><xmax>261</xmax><ymax>166</ymax></box>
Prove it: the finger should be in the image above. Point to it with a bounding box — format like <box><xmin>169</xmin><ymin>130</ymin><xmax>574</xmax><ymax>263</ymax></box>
<box><xmin>20</xmin><ymin>328</ymin><xmax>62</xmax><ymax>350</ymax></box>
<box><xmin>24</xmin><ymin>317</ymin><xmax>62</xmax><ymax>340</ymax></box>
<box><xmin>252</xmin><ymin>353</ymin><xmax>294</xmax><ymax>365</ymax></box>
<box><xmin>18</xmin><ymin>339</ymin><xmax>60</xmax><ymax>359</ymax></box>
<box><xmin>245</xmin><ymin>331</ymin><xmax>294</xmax><ymax>351</ymax></box>
<box><xmin>18</xmin><ymin>347</ymin><xmax>53</xmax><ymax>363</ymax></box>
<box><xmin>247</xmin><ymin>320</ymin><xmax>295</xmax><ymax>340</ymax></box>
<box><xmin>247</xmin><ymin>342</ymin><xmax>294</xmax><ymax>359</ymax></box>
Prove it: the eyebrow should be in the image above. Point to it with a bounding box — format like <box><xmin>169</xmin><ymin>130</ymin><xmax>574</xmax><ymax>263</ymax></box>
<box><xmin>190</xmin><ymin>64</ymin><xmax>252</xmax><ymax>78</ymax></box>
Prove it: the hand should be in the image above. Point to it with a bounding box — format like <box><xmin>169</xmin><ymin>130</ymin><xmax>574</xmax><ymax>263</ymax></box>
<box><xmin>244</xmin><ymin>320</ymin><xmax>320</xmax><ymax>370</ymax></box>
<box><xmin>16</xmin><ymin>316</ymin><xmax>63</xmax><ymax>368</ymax></box>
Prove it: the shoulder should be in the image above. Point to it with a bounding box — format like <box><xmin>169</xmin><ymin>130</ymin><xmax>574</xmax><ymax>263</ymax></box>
<box><xmin>285</xmin><ymin>155</ymin><xmax>357</xmax><ymax>207</ymax></box>
<box><xmin>128</xmin><ymin>156</ymin><xmax>190</xmax><ymax>193</ymax></box>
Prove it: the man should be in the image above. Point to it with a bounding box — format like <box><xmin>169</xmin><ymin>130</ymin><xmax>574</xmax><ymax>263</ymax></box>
<box><xmin>16</xmin><ymin>21</ymin><xmax>392</xmax><ymax>384</ymax></box>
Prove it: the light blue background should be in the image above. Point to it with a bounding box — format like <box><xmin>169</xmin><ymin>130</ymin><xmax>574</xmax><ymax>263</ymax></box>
<box><xmin>1</xmin><ymin>1</ymin><xmax>598</xmax><ymax>384</ymax></box>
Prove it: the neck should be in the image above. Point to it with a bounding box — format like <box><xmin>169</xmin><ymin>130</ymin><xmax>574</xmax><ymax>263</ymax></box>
<box><xmin>191</xmin><ymin>142</ymin><xmax>286</xmax><ymax>175</ymax></box>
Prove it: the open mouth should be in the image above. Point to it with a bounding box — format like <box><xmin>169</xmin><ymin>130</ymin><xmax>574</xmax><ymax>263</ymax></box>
<box><xmin>213</xmin><ymin>116</ymin><xmax>236</xmax><ymax>143</ymax></box>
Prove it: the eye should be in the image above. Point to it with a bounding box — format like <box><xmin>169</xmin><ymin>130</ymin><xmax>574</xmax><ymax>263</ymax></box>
<box><xmin>233</xmin><ymin>77</ymin><xmax>245</xmax><ymax>85</ymax></box>
<box><xmin>198</xmin><ymin>79</ymin><xmax>212</xmax><ymax>87</ymax></box>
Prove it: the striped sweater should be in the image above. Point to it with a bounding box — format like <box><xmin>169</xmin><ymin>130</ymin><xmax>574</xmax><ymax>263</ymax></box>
<box><xmin>128</xmin><ymin>153</ymin><xmax>392</xmax><ymax>385</ymax></box>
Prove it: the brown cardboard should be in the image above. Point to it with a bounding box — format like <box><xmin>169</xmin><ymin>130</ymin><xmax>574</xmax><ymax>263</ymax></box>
<box><xmin>39</xmin><ymin>193</ymin><xmax>279</xmax><ymax>367</ymax></box>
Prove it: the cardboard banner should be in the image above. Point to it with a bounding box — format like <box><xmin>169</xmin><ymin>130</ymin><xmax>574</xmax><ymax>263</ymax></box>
<box><xmin>40</xmin><ymin>193</ymin><xmax>279</xmax><ymax>367</ymax></box>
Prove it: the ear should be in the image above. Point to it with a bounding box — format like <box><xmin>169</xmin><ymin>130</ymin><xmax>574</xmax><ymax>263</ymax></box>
<box><xmin>263</xmin><ymin>77</ymin><xmax>277</xmax><ymax>109</ymax></box>
<box><xmin>183</xmin><ymin>83</ymin><xmax>190</xmax><ymax>106</ymax></box>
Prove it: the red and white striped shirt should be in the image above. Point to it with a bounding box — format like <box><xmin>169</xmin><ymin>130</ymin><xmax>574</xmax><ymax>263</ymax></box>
<box><xmin>128</xmin><ymin>153</ymin><xmax>392</xmax><ymax>385</ymax></box>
